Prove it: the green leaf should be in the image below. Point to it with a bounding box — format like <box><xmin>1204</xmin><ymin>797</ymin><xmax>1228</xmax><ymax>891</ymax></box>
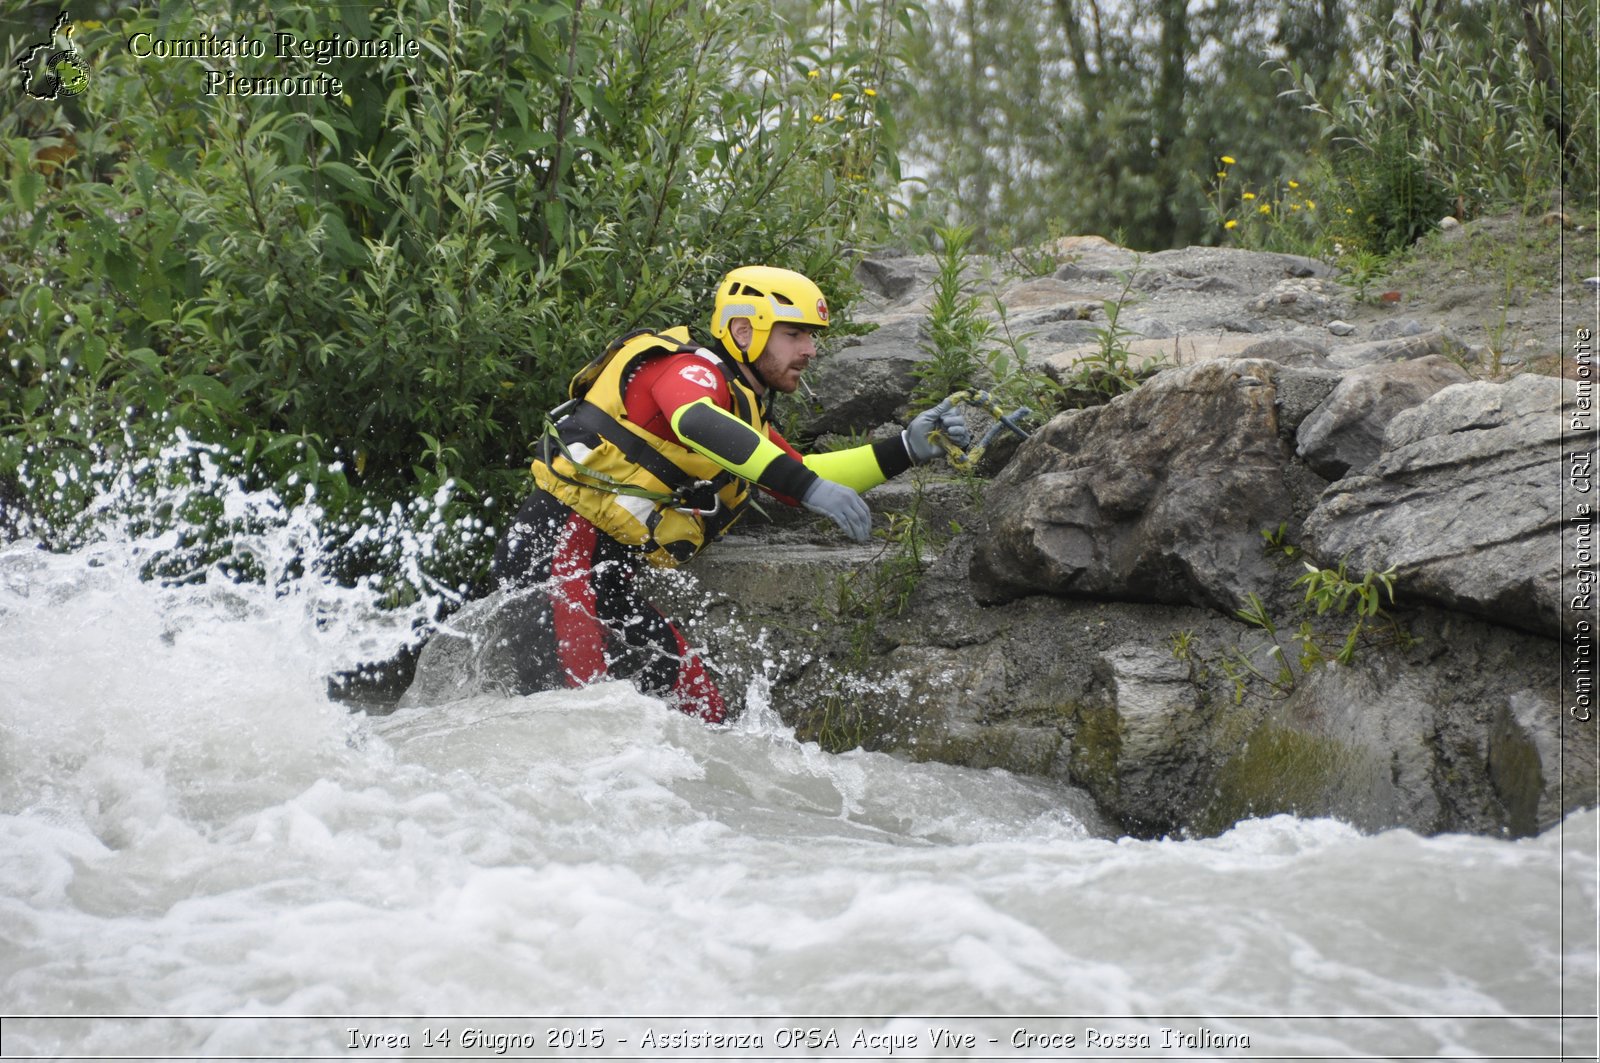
<box><xmin>179</xmin><ymin>373</ymin><xmax>238</xmax><ymax>412</ymax></box>
<box><xmin>308</xmin><ymin>117</ymin><xmax>340</xmax><ymax>152</ymax></box>
<box><xmin>319</xmin><ymin>210</ymin><xmax>368</xmax><ymax>267</ymax></box>
<box><xmin>14</xmin><ymin>170</ymin><xmax>43</xmax><ymax>212</ymax></box>
<box><xmin>134</xmin><ymin>162</ymin><xmax>155</xmax><ymax>203</ymax></box>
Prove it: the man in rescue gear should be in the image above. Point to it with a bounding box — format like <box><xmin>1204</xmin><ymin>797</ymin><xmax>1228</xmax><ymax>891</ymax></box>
<box><xmin>491</xmin><ymin>265</ymin><xmax>970</xmax><ymax>723</ymax></box>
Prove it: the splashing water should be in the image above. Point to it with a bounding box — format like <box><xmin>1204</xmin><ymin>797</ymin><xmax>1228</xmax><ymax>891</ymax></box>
<box><xmin>0</xmin><ymin>459</ymin><xmax>1594</xmax><ymax>1059</ymax></box>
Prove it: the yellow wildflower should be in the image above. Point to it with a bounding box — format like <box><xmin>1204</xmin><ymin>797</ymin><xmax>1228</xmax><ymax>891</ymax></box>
<box><xmin>1259</xmin><ymin>204</ymin><xmax>1272</xmax><ymax>215</ymax></box>
<box><xmin>864</xmin><ymin>88</ymin><xmax>877</xmax><ymax>96</ymax></box>
<box><xmin>1288</xmin><ymin>180</ymin><xmax>1300</xmax><ymax>189</ymax></box>
<box><xmin>807</xmin><ymin>69</ymin><xmax>820</xmax><ymax>78</ymax></box>
<box><xmin>1306</xmin><ymin>200</ymin><xmax>1316</xmax><ymax>210</ymax></box>
<box><xmin>1221</xmin><ymin>155</ymin><xmax>1236</xmax><ymax>165</ymax></box>
<box><xmin>1242</xmin><ymin>192</ymin><xmax>1256</xmax><ymax>201</ymax></box>
<box><xmin>831</xmin><ymin>92</ymin><xmax>843</xmax><ymax>101</ymax></box>
<box><xmin>1225</xmin><ymin>219</ymin><xmax>1238</xmax><ymax>230</ymax></box>
<box><xmin>811</xmin><ymin>114</ymin><xmax>824</xmax><ymax>123</ymax></box>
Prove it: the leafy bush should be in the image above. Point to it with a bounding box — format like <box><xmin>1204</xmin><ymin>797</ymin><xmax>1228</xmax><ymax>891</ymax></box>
<box><xmin>1322</xmin><ymin>127</ymin><xmax>1454</xmax><ymax>257</ymax></box>
<box><xmin>1279</xmin><ymin>0</ymin><xmax>1593</xmax><ymax>252</ymax></box>
<box><xmin>1</xmin><ymin>0</ymin><xmax>905</xmax><ymax>595</ymax></box>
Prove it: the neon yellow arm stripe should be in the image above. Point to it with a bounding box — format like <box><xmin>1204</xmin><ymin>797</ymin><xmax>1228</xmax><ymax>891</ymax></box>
<box><xmin>802</xmin><ymin>443</ymin><xmax>890</xmax><ymax>493</ymax></box>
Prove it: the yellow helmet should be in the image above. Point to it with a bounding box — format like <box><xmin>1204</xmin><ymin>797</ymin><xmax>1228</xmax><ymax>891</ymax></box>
<box><xmin>710</xmin><ymin>265</ymin><xmax>830</xmax><ymax>363</ymax></box>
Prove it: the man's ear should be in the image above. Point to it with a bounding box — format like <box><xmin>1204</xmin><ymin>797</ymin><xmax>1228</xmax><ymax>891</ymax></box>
<box><xmin>729</xmin><ymin>318</ymin><xmax>753</xmax><ymax>346</ymax></box>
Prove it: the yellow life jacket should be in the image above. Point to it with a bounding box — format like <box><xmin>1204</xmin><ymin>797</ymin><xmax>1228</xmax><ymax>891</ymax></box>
<box><xmin>532</xmin><ymin>326</ymin><xmax>764</xmax><ymax>568</ymax></box>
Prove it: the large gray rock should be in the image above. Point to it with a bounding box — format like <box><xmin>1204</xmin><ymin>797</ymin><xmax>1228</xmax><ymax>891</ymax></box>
<box><xmin>1325</xmin><ymin>327</ymin><xmax>1470</xmax><ymax>369</ymax></box>
<box><xmin>1273</xmin><ymin>366</ymin><xmax>1345</xmax><ymax>435</ymax></box>
<box><xmin>1068</xmin><ymin>645</ymin><xmax>1206</xmax><ymax>833</ymax></box>
<box><xmin>1237</xmin><ymin>336</ymin><xmax>1333</xmax><ymax>368</ymax></box>
<box><xmin>854</xmin><ymin>255</ymin><xmax>925</xmax><ymax>300</ymax></box>
<box><xmin>1205</xmin><ymin>663</ymin><xmax>1445</xmax><ymax>832</ymax></box>
<box><xmin>397</xmin><ymin>589</ymin><xmax>542</xmax><ymax>708</ymax></box>
<box><xmin>1302</xmin><ymin>373</ymin><xmax>1586</xmax><ymax>637</ymax></box>
<box><xmin>1295</xmin><ymin>355</ymin><xmax>1473</xmax><ymax>479</ymax></box>
<box><xmin>1192</xmin><ymin>612</ymin><xmax>1587</xmax><ymax>838</ymax></box>
<box><xmin>970</xmin><ymin>358</ymin><xmax>1294</xmax><ymax>613</ymax></box>
<box><xmin>791</xmin><ymin>318</ymin><xmax>924</xmax><ymax>435</ymax></box>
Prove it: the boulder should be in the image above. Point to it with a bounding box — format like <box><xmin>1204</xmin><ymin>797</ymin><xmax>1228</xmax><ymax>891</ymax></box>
<box><xmin>1369</xmin><ymin>317</ymin><xmax>1429</xmax><ymax>340</ymax></box>
<box><xmin>1203</xmin><ymin>663</ymin><xmax>1444</xmax><ymax>833</ymax></box>
<box><xmin>971</xmin><ymin>359</ymin><xmax>1294</xmax><ymax>613</ymax></box>
<box><xmin>397</xmin><ymin>588</ymin><xmax>546</xmax><ymax>708</ymax></box>
<box><xmin>1067</xmin><ymin>645</ymin><xmax>1205</xmax><ymax>834</ymax></box>
<box><xmin>1236</xmin><ymin>336</ymin><xmax>1333</xmax><ymax>369</ymax></box>
<box><xmin>1302</xmin><ymin>373</ymin><xmax>1585</xmax><ymax>637</ymax></box>
<box><xmin>791</xmin><ymin>318</ymin><xmax>924</xmax><ymax>435</ymax></box>
<box><xmin>1191</xmin><ymin>607</ymin><xmax>1588</xmax><ymax>838</ymax></box>
<box><xmin>1325</xmin><ymin>327</ymin><xmax>1470</xmax><ymax>369</ymax></box>
<box><xmin>854</xmin><ymin>255</ymin><xmax>925</xmax><ymax>301</ymax></box>
<box><xmin>1295</xmin><ymin>355</ymin><xmax>1474</xmax><ymax>479</ymax></box>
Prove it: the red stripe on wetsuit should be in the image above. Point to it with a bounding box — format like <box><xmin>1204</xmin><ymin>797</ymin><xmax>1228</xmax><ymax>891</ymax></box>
<box><xmin>547</xmin><ymin>506</ymin><xmax>726</xmax><ymax>723</ymax></box>
<box><xmin>550</xmin><ymin>511</ymin><xmax>607</xmax><ymax>686</ymax></box>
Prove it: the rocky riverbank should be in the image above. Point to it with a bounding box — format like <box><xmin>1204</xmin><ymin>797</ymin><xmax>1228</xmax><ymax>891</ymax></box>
<box><xmin>410</xmin><ymin>214</ymin><xmax>1598</xmax><ymax>840</ymax></box>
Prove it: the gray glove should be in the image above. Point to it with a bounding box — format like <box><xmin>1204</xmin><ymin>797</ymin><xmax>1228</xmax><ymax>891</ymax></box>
<box><xmin>800</xmin><ymin>477</ymin><xmax>872</xmax><ymax>543</ymax></box>
<box><xmin>904</xmin><ymin>398</ymin><xmax>972</xmax><ymax>464</ymax></box>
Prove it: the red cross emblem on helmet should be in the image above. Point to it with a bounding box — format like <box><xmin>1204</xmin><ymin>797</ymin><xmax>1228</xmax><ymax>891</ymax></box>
<box><xmin>816</xmin><ymin>298</ymin><xmax>829</xmax><ymax>323</ymax></box>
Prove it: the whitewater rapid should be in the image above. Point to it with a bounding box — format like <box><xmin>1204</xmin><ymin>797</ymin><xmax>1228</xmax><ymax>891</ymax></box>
<box><xmin>1</xmin><ymin>509</ymin><xmax>1595</xmax><ymax>1059</ymax></box>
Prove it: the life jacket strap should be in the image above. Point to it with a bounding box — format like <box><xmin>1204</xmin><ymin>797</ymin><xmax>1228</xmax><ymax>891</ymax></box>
<box><xmin>541</xmin><ymin>402</ymin><xmax>738</xmax><ymax>511</ymax></box>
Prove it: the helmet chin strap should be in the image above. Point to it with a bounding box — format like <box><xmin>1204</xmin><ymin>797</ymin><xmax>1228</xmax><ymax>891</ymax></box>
<box><xmin>731</xmin><ymin>331</ymin><xmax>774</xmax><ymax>393</ymax></box>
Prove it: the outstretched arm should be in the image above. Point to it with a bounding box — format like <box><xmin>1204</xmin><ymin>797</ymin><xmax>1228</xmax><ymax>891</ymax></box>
<box><xmin>668</xmin><ymin>398</ymin><xmax>873</xmax><ymax>542</ymax></box>
<box><xmin>801</xmin><ymin>437</ymin><xmax>912</xmax><ymax>493</ymax></box>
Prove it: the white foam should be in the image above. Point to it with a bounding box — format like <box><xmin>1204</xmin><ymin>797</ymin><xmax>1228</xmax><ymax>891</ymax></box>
<box><xmin>0</xmin><ymin>467</ymin><xmax>1591</xmax><ymax>1058</ymax></box>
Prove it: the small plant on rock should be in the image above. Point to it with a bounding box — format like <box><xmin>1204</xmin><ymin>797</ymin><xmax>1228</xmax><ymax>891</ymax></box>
<box><xmin>982</xmin><ymin>298</ymin><xmax>1063</xmax><ymax>426</ymax></box>
<box><xmin>1175</xmin><ymin>526</ymin><xmax>1414</xmax><ymax>704</ymax></box>
<box><xmin>1060</xmin><ymin>261</ymin><xmax>1169</xmax><ymax>405</ymax></box>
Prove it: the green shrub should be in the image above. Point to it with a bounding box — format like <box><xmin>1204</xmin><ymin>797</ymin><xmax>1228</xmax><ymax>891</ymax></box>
<box><xmin>1</xmin><ymin>0</ymin><xmax>905</xmax><ymax>595</ymax></box>
<box><xmin>1279</xmin><ymin>0</ymin><xmax>1593</xmax><ymax>250</ymax></box>
<box><xmin>1324</xmin><ymin>127</ymin><xmax>1453</xmax><ymax>256</ymax></box>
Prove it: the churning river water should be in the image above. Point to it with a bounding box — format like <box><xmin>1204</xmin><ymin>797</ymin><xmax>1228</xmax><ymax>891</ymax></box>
<box><xmin>1</xmin><ymin>478</ymin><xmax>1596</xmax><ymax>1061</ymax></box>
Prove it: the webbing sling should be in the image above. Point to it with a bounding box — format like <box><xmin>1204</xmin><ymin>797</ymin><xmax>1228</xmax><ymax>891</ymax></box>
<box><xmin>550</xmin><ymin>401</ymin><xmax>735</xmax><ymax>511</ymax></box>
